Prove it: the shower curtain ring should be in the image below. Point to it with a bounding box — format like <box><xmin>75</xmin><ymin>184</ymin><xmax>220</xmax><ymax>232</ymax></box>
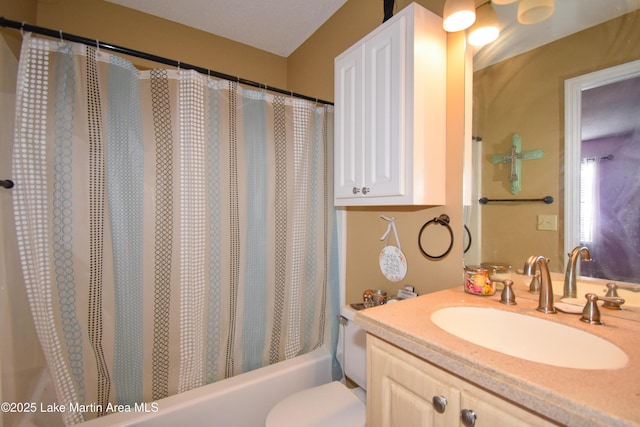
<box><xmin>59</xmin><ymin>30</ymin><xmax>63</xmax><ymax>43</ymax></box>
<box><xmin>20</xmin><ymin>22</ymin><xmax>25</xmax><ymax>37</ymax></box>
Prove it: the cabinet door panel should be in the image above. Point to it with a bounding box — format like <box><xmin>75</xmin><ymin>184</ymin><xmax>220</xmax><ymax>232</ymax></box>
<box><xmin>363</xmin><ymin>15</ymin><xmax>405</xmax><ymax>198</ymax></box>
<box><xmin>333</xmin><ymin>3</ymin><xmax>446</xmax><ymax>206</ymax></box>
<box><xmin>334</xmin><ymin>47</ymin><xmax>364</xmax><ymax>199</ymax></box>
<box><xmin>368</xmin><ymin>336</ymin><xmax>459</xmax><ymax>427</ymax></box>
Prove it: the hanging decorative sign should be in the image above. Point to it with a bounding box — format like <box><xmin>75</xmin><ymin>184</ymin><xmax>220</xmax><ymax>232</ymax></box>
<box><xmin>379</xmin><ymin>216</ymin><xmax>407</xmax><ymax>282</ymax></box>
<box><xmin>490</xmin><ymin>133</ymin><xmax>544</xmax><ymax>195</ymax></box>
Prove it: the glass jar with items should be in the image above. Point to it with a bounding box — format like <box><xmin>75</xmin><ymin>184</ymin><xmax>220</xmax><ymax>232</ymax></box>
<box><xmin>464</xmin><ymin>266</ymin><xmax>495</xmax><ymax>296</ymax></box>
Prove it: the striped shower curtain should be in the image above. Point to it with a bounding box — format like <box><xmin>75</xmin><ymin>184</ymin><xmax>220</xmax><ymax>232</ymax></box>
<box><xmin>12</xmin><ymin>34</ymin><xmax>338</xmax><ymax>425</ymax></box>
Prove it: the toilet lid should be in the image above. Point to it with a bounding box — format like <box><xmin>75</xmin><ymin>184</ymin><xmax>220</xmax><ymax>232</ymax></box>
<box><xmin>265</xmin><ymin>381</ymin><xmax>365</xmax><ymax>427</ymax></box>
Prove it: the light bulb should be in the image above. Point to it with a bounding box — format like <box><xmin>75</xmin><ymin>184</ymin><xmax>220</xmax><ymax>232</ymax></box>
<box><xmin>517</xmin><ymin>0</ymin><xmax>555</xmax><ymax>25</ymax></box>
<box><xmin>443</xmin><ymin>0</ymin><xmax>476</xmax><ymax>32</ymax></box>
<box><xmin>468</xmin><ymin>3</ymin><xmax>500</xmax><ymax>47</ymax></box>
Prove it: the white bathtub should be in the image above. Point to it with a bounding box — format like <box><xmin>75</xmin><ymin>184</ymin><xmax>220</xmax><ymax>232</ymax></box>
<box><xmin>79</xmin><ymin>347</ymin><xmax>333</xmax><ymax>427</ymax></box>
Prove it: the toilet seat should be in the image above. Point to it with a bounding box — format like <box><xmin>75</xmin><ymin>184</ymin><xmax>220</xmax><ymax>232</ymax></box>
<box><xmin>265</xmin><ymin>381</ymin><xmax>365</xmax><ymax>427</ymax></box>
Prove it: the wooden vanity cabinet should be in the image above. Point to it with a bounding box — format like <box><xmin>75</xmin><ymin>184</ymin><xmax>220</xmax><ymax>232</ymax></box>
<box><xmin>367</xmin><ymin>334</ymin><xmax>557</xmax><ymax>427</ymax></box>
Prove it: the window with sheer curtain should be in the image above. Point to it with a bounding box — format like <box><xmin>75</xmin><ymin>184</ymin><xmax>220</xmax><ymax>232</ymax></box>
<box><xmin>579</xmin><ymin>157</ymin><xmax>598</xmax><ymax>245</ymax></box>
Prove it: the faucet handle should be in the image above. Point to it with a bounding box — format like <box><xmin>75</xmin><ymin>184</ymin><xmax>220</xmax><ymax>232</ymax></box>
<box><xmin>528</xmin><ymin>274</ymin><xmax>541</xmax><ymax>294</ymax></box>
<box><xmin>494</xmin><ymin>279</ymin><xmax>516</xmax><ymax>305</ymax></box>
<box><xmin>605</xmin><ymin>282</ymin><xmax>619</xmax><ymax>297</ymax></box>
<box><xmin>580</xmin><ymin>293</ymin><xmax>625</xmax><ymax>325</ymax></box>
<box><xmin>603</xmin><ymin>283</ymin><xmax>624</xmax><ymax>310</ymax></box>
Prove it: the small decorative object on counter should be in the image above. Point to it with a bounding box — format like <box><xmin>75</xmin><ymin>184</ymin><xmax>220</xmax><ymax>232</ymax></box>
<box><xmin>363</xmin><ymin>289</ymin><xmax>389</xmax><ymax>307</ymax></box>
<box><xmin>372</xmin><ymin>289</ymin><xmax>388</xmax><ymax>306</ymax></box>
<box><xmin>464</xmin><ymin>266</ymin><xmax>495</xmax><ymax>296</ymax></box>
<box><xmin>396</xmin><ymin>285</ymin><xmax>418</xmax><ymax>300</ymax></box>
<box><xmin>363</xmin><ymin>289</ymin><xmax>374</xmax><ymax>308</ymax></box>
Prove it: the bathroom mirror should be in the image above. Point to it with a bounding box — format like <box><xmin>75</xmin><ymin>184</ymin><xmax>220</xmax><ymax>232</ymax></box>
<box><xmin>468</xmin><ymin>0</ymin><xmax>640</xmax><ymax>283</ymax></box>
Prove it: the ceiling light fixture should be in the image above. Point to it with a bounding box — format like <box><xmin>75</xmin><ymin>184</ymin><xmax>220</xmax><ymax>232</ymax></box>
<box><xmin>467</xmin><ymin>2</ymin><xmax>500</xmax><ymax>47</ymax></box>
<box><xmin>517</xmin><ymin>0</ymin><xmax>555</xmax><ymax>25</ymax></box>
<box><xmin>443</xmin><ymin>0</ymin><xmax>477</xmax><ymax>32</ymax></box>
<box><xmin>454</xmin><ymin>0</ymin><xmax>557</xmax><ymax>48</ymax></box>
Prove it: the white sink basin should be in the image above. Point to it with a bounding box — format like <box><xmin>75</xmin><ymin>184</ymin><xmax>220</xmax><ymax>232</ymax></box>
<box><xmin>430</xmin><ymin>306</ymin><xmax>628</xmax><ymax>370</ymax></box>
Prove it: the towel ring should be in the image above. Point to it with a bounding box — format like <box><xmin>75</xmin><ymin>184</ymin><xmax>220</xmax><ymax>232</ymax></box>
<box><xmin>418</xmin><ymin>214</ymin><xmax>454</xmax><ymax>260</ymax></box>
<box><xmin>463</xmin><ymin>224</ymin><xmax>472</xmax><ymax>254</ymax></box>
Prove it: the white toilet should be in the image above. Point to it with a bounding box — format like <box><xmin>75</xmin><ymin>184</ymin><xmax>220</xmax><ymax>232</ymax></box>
<box><xmin>265</xmin><ymin>305</ymin><xmax>367</xmax><ymax>426</ymax></box>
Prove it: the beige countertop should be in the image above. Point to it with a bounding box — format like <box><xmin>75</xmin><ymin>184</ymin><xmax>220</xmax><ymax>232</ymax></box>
<box><xmin>354</xmin><ymin>287</ymin><xmax>640</xmax><ymax>427</ymax></box>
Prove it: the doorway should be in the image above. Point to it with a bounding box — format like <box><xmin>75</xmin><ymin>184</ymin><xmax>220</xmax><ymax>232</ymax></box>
<box><xmin>565</xmin><ymin>60</ymin><xmax>640</xmax><ymax>282</ymax></box>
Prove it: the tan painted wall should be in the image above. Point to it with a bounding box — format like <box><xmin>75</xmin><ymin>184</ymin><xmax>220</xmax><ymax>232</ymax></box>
<box><xmin>33</xmin><ymin>0</ymin><xmax>288</xmax><ymax>89</ymax></box>
<box><xmin>473</xmin><ymin>10</ymin><xmax>640</xmax><ymax>273</ymax></box>
<box><xmin>343</xmin><ymin>35</ymin><xmax>466</xmax><ymax>305</ymax></box>
<box><xmin>0</xmin><ymin>0</ymin><xmax>37</xmax><ymax>57</ymax></box>
<box><xmin>289</xmin><ymin>0</ymin><xmax>467</xmax><ymax>305</ymax></box>
<box><xmin>288</xmin><ymin>0</ymin><xmax>446</xmax><ymax>120</ymax></box>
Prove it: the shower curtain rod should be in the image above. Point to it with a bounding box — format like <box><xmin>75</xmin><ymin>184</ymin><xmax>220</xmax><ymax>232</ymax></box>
<box><xmin>0</xmin><ymin>17</ymin><xmax>334</xmax><ymax>106</ymax></box>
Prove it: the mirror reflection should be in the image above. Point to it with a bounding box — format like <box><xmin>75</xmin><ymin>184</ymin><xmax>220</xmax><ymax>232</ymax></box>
<box><xmin>467</xmin><ymin>1</ymin><xmax>640</xmax><ymax>284</ymax></box>
<box><xmin>565</xmin><ymin>64</ymin><xmax>640</xmax><ymax>282</ymax></box>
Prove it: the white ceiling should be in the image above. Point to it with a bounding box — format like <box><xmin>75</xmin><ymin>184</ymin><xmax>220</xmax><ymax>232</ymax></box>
<box><xmin>106</xmin><ymin>0</ymin><xmax>348</xmax><ymax>57</ymax></box>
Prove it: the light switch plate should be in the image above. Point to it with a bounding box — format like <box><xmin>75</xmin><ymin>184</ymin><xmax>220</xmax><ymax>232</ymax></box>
<box><xmin>537</xmin><ymin>214</ymin><xmax>557</xmax><ymax>231</ymax></box>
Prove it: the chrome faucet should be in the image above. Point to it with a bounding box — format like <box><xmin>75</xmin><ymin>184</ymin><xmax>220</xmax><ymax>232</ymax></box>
<box><xmin>523</xmin><ymin>255</ymin><xmax>556</xmax><ymax>314</ymax></box>
<box><xmin>563</xmin><ymin>246</ymin><xmax>592</xmax><ymax>299</ymax></box>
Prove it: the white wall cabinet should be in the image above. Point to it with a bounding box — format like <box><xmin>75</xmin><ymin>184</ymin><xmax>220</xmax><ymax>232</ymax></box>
<box><xmin>367</xmin><ymin>335</ymin><xmax>556</xmax><ymax>427</ymax></box>
<box><xmin>334</xmin><ymin>3</ymin><xmax>447</xmax><ymax>206</ymax></box>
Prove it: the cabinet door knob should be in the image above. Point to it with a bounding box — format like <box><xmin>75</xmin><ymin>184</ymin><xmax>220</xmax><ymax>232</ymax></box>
<box><xmin>460</xmin><ymin>409</ymin><xmax>477</xmax><ymax>427</ymax></box>
<box><xmin>361</xmin><ymin>187</ymin><xmax>370</xmax><ymax>195</ymax></box>
<box><xmin>352</xmin><ymin>187</ymin><xmax>361</xmax><ymax>194</ymax></box>
<box><xmin>431</xmin><ymin>395</ymin><xmax>447</xmax><ymax>414</ymax></box>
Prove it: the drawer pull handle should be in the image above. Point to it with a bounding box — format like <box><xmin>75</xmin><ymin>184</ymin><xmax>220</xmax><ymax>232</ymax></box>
<box><xmin>432</xmin><ymin>395</ymin><xmax>447</xmax><ymax>414</ymax></box>
<box><xmin>461</xmin><ymin>409</ymin><xmax>477</xmax><ymax>427</ymax></box>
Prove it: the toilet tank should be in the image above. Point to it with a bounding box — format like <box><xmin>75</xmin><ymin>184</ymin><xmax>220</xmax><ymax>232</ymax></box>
<box><xmin>341</xmin><ymin>306</ymin><xmax>367</xmax><ymax>390</ymax></box>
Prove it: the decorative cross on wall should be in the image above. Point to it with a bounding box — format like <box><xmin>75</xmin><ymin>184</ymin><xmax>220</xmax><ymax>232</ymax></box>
<box><xmin>491</xmin><ymin>133</ymin><xmax>544</xmax><ymax>195</ymax></box>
